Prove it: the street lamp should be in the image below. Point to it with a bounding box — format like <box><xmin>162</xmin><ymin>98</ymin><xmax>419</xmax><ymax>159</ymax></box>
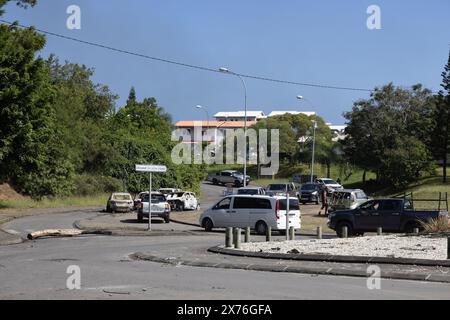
<box><xmin>219</xmin><ymin>67</ymin><xmax>248</xmax><ymax>187</ymax></box>
<box><xmin>297</xmin><ymin>95</ymin><xmax>317</xmax><ymax>183</ymax></box>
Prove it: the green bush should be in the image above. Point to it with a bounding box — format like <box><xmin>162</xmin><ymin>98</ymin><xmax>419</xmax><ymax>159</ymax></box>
<box><xmin>73</xmin><ymin>174</ymin><xmax>123</xmax><ymax>196</ymax></box>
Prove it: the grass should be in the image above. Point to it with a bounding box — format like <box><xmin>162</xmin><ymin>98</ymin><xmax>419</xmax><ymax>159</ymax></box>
<box><xmin>420</xmin><ymin>217</ymin><xmax>450</xmax><ymax>233</ymax></box>
<box><xmin>0</xmin><ymin>193</ymin><xmax>108</xmax><ymax>211</ymax></box>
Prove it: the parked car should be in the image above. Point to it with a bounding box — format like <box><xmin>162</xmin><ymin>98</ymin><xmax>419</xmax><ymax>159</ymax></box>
<box><xmin>199</xmin><ymin>195</ymin><xmax>301</xmax><ymax>235</ymax></box>
<box><xmin>327</xmin><ymin>198</ymin><xmax>449</xmax><ymax>237</ymax></box>
<box><xmin>266</xmin><ymin>182</ymin><xmax>299</xmax><ymax>198</ymax></box>
<box><xmin>206</xmin><ymin>170</ymin><xmax>250</xmax><ymax>187</ymax></box>
<box><xmin>299</xmin><ymin>183</ymin><xmax>322</xmax><ymax>204</ymax></box>
<box><xmin>316</xmin><ymin>178</ymin><xmax>343</xmax><ymax>191</ymax></box>
<box><xmin>137</xmin><ymin>192</ymin><xmax>171</xmax><ymax>223</ymax></box>
<box><xmin>237</xmin><ymin>187</ymin><xmax>266</xmax><ymax>195</ymax></box>
<box><xmin>328</xmin><ymin>189</ymin><xmax>369</xmax><ymax>213</ymax></box>
<box><xmin>166</xmin><ymin>191</ymin><xmax>200</xmax><ymax>211</ymax></box>
<box><xmin>158</xmin><ymin>188</ymin><xmax>182</xmax><ymax>196</ymax></box>
<box><xmin>106</xmin><ymin>193</ymin><xmax>134</xmax><ymax>213</ymax></box>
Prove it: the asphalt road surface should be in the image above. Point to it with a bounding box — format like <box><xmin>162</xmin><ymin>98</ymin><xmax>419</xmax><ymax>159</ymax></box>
<box><xmin>1</xmin><ymin>183</ymin><xmax>450</xmax><ymax>300</ymax></box>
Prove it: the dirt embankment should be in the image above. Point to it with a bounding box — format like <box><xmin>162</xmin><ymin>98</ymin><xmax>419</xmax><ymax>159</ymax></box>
<box><xmin>0</xmin><ymin>183</ymin><xmax>29</xmax><ymax>201</ymax></box>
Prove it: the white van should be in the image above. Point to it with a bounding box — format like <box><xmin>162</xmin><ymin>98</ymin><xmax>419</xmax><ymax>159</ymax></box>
<box><xmin>199</xmin><ymin>195</ymin><xmax>301</xmax><ymax>235</ymax></box>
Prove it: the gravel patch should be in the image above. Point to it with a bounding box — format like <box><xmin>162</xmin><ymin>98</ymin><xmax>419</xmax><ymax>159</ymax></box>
<box><xmin>238</xmin><ymin>235</ymin><xmax>448</xmax><ymax>260</ymax></box>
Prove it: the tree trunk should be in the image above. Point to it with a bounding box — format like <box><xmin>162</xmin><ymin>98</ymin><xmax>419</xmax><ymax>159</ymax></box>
<box><xmin>362</xmin><ymin>170</ymin><xmax>366</xmax><ymax>184</ymax></box>
<box><xmin>444</xmin><ymin>151</ymin><xmax>448</xmax><ymax>183</ymax></box>
<box><xmin>326</xmin><ymin>161</ymin><xmax>331</xmax><ymax>178</ymax></box>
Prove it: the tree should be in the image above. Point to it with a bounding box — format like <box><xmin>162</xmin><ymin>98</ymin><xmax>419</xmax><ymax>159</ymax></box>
<box><xmin>431</xmin><ymin>50</ymin><xmax>450</xmax><ymax>183</ymax></box>
<box><xmin>0</xmin><ymin>23</ymin><xmax>74</xmax><ymax>197</ymax></box>
<box><xmin>0</xmin><ymin>0</ymin><xmax>36</xmax><ymax>15</ymax></box>
<box><xmin>126</xmin><ymin>87</ymin><xmax>137</xmax><ymax>107</ymax></box>
<box><xmin>343</xmin><ymin>83</ymin><xmax>435</xmax><ymax>188</ymax></box>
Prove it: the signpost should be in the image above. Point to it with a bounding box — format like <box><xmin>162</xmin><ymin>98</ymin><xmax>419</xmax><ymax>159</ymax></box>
<box><xmin>135</xmin><ymin>164</ymin><xmax>167</xmax><ymax>231</ymax></box>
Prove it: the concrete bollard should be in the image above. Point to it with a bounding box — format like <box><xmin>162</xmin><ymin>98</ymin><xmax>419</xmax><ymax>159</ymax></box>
<box><xmin>233</xmin><ymin>227</ymin><xmax>241</xmax><ymax>249</ymax></box>
<box><xmin>447</xmin><ymin>237</ymin><xmax>450</xmax><ymax>260</ymax></box>
<box><xmin>225</xmin><ymin>227</ymin><xmax>233</xmax><ymax>248</ymax></box>
<box><xmin>245</xmin><ymin>227</ymin><xmax>250</xmax><ymax>243</ymax></box>
<box><xmin>377</xmin><ymin>227</ymin><xmax>383</xmax><ymax>236</ymax></box>
<box><xmin>266</xmin><ymin>226</ymin><xmax>272</xmax><ymax>242</ymax></box>
<box><xmin>342</xmin><ymin>226</ymin><xmax>348</xmax><ymax>238</ymax></box>
<box><xmin>289</xmin><ymin>227</ymin><xmax>295</xmax><ymax>240</ymax></box>
<box><xmin>413</xmin><ymin>228</ymin><xmax>419</xmax><ymax>234</ymax></box>
<box><xmin>317</xmin><ymin>226</ymin><xmax>323</xmax><ymax>240</ymax></box>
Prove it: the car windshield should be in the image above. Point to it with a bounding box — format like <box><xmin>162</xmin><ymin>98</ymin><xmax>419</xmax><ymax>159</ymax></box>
<box><xmin>322</xmin><ymin>179</ymin><xmax>337</xmax><ymax>185</ymax></box>
<box><xmin>112</xmin><ymin>194</ymin><xmax>131</xmax><ymax>201</ymax></box>
<box><xmin>268</xmin><ymin>184</ymin><xmax>287</xmax><ymax>191</ymax></box>
<box><xmin>142</xmin><ymin>194</ymin><xmax>166</xmax><ymax>203</ymax></box>
<box><xmin>238</xmin><ymin>189</ymin><xmax>258</xmax><ymax>195</ymax></box>
<box><xmin>231</xmin><ymin>171</ymin><xmax>243</xmax><ymax>176</ymax></box>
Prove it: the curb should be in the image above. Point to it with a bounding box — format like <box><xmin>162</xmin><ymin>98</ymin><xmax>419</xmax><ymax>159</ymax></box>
<box><xmin>168</xmin><ymin>218</ymin><xmax>335</xmax><ymax>237</ymax></box>
<box><xmin>208</xmin><ymin>246</ymin><xmax>450</xmax><ymax>268</ymax></box>
<box><xmin>130</xmin><ymin>252</ymin><xmax>450</xmax><ymax>284</ymax></box>
<box><xmin>73</xmin><ymin>219</ymin><xmax>206</xmax><ymax>237</ymax></box>
<box><xmin>0</xmin><ymin>229</ymin><xmax>24</xmax><ymax>246</ymax></box>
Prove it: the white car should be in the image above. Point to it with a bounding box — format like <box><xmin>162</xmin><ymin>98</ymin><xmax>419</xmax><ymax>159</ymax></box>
<box><xmin>166</xmin><ymin>191</ymin><xmax>200</xmax><ymax>211</ymax></box>
<box><xmin>316</xmin><ymin>178</ymin><xmax>343</xmax><ymax>191</ymax></box>
<box><xmin>199</xmin><ymin>195</ymin><xmax>301</xmax><ymax>235</ymax></box>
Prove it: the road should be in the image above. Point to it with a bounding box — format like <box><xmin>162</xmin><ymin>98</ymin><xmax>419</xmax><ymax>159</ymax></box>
<box><xmin>1</xmin><ymin>183</ymin><xmax>450</xmax><ymax>300</ymax></box>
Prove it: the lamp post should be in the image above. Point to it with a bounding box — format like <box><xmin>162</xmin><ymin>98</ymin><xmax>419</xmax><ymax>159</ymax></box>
<box><xmin>219</xmin><ymin>67</ymin><xmax>248</xmax><ymax>187</ymax></box>
<box><xmin>297</xmin><ymin>95</ymin><xmax>317</xmax><ymax>183</ymax></box>
<box><xmin>195</xmin><ymin>105</ymin><xmax>210</xmax><ymax>131</ymax></box>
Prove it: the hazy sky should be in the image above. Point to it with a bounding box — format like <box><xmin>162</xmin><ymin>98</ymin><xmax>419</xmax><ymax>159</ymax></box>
<box><xmin>3</xmin><ymin>0</ymin><xmax>450</xmax><ymax>124</ymax></box>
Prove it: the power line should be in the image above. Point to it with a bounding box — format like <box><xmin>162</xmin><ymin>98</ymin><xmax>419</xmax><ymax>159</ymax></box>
<box><xmin>0</xmin><ymin>19</ymin><xmax>376</xmax><ymax>93</ymax></box>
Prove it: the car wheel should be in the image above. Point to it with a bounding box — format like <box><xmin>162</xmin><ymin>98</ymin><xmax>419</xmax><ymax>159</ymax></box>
<box><xmin>336</xmin><ymin>221</ymin><xmax>354</xmax><ymax>238</ymax></box>
<box><xmin>301</xmin><ymin>202</ymin><xmax>307</xmax><ymax>205</ymax></box>
<box><xmin>203</xmin><ymin>218</ymin><xmax>213</xmax><ymax>232</ymax></box>
<box><xmin>212</xmin><ymin>179</ymin><xmax>218</xmax><ymax>185</ymax></box>
<box><xmin>255</xmin><ymin>221</ymin><xmax>268</xmax><ymax>236</ymax></box>
<box><xmin>403</xmin><ymin>221</ymin><xmax>421</xmax><ymax>234</ymax></box>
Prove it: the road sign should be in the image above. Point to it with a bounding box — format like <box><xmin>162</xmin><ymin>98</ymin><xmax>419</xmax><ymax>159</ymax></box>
<box><xmin>135</xmin><ymin>164</ymin><xmax>167</xmax><ymax>173</ymax></box>
<box><xmin>135</xmin><ymin>164</ymin><xmax>167</xmax><ymax>231</ymax></box>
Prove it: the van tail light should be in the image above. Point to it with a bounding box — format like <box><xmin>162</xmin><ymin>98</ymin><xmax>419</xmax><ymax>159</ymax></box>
<box><xmin>275</xmin><ymin>200</ymin><xmax>280</xmax><ymax>219</ymax></box>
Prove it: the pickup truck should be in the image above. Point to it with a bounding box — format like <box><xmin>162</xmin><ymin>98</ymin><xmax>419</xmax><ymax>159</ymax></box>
<box><xmin>137</xmin><ymin>192</ymin><xmax>171</xmax><ymax>223</ymax></box>
<box><xmin>206</xmin><ymin>170</ymin><xmax>250</xmax><ymax>187</ymax></box>
<box><xmin>327</xmin><ymin>198</ymin><xmax>449</xmax><ymax>237</ymax></box>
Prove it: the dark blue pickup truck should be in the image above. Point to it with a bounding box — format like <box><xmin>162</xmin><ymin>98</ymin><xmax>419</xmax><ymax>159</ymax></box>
<box><xmin>327</xmin><ymin>198</ymin><xmax>448</xmax><ymax>237</ymax></box>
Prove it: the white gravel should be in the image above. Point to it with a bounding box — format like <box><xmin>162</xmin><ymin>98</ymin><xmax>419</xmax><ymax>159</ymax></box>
<box><xmin>238</xmin><ymin>235</ymin><xmax>448</xmax><ymax>260</ymax></box>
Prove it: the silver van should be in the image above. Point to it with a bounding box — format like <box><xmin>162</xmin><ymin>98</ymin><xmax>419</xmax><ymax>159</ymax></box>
<box><xmin>199</xmin><ymin>195</ymin><xmax>301</xmax><ymax>235</ymax></box>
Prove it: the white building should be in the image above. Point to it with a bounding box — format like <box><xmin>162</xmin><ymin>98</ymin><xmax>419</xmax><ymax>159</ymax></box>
<box><xmin>214</xmin><ymin>111</ymin><xmax>265</xmax><ymax>122</ymax></box>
